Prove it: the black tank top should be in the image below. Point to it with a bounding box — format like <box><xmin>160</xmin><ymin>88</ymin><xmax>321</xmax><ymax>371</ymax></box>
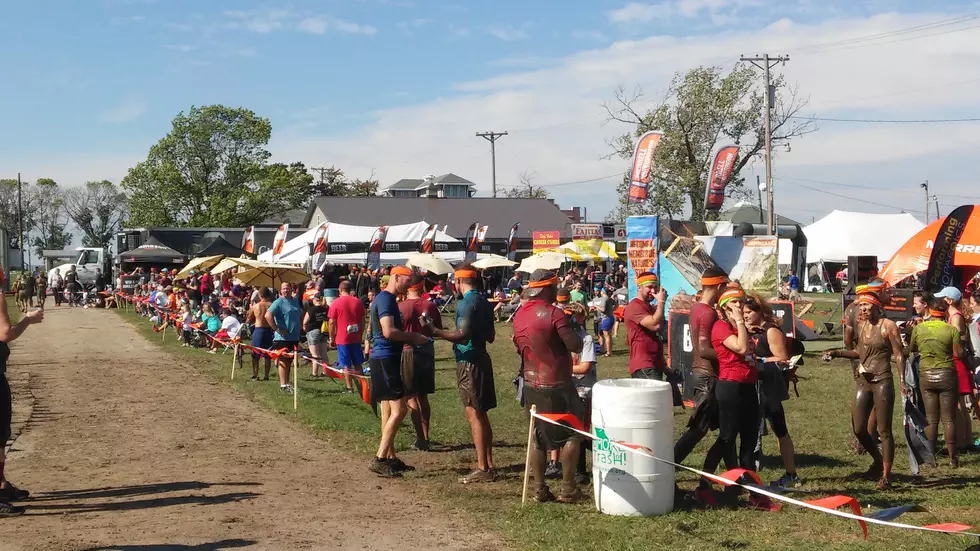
<box><xmin>753</xmin><ymin>324</ymin><xmax>776</xmax><ymax>359</ymax></box>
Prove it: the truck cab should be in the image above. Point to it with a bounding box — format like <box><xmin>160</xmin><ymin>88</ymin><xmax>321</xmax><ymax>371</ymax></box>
<box><xmin>49</xmin><ymin>247</ymin><xmax>106</xmax><ymax>287</ymax></box>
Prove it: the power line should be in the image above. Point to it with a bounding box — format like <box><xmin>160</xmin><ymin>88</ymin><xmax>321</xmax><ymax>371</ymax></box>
<box><xmin>790</xmin><ymin>115</ymin><xmax>980</xmax><ymax>123</ymax></box>
<box><xmin>497</xmin><ymin>172</ymin><xmax>623</xmax><ymax>190</ymax></box>
<box><xmin>775</xmin><ymin>176</ymin><xmax>980</xmax><ymax>201</ymax></box>
<box><xmin>783</xmin><ymin>181</ymin><xmax>924</xmax><ymax>214</ymax></box>
<box><xmin>792</xmin><ymin>14</ymin><xmax>979</xmax><ymax>52</ymax></box>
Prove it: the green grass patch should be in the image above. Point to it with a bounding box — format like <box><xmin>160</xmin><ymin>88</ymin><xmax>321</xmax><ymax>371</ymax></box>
<box><xmin>115</xmin><ymin>306</ymin><xmax>980</xmax><ymax>551</ymax></box>
<box><xmin>5</xmin><ymin>297</ymin><xmax>21</xmax><ymax>324</ymax></box>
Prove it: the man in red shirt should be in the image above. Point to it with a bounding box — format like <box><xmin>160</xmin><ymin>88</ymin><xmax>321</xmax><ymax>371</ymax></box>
<box><xmin>624</xmin><ymin>272</ymin><xmax>667</xmax><ymax>379</ymax></box>
<box><xmin>399</xmin><ymin>276</ymin><xmax>443</xmax><ymax>450</ymax></box>
<box><xmin>512</xmin><ymin>270</ymin><xmax>585</xmax><ymax>503</ymax></box>
<box><xmin>328</xmin><ymin>281</ymin><xmax>366</xmax><ymax>393</ymax></box>
<box><xmin>674</xmin><ymin>268</ymin><xmax>738</xmax><ymax>478</ymax></box>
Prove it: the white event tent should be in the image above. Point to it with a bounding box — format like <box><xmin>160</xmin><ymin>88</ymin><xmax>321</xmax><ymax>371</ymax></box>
<box><xmin>259</xmin><ymin>221</ymin><xmax>464</xmax><ymax>266</ymax></box>
<box><xmin>802</xmin><ymin>210</ymin><xmax>925</xmax><ymax>264</ymax></box>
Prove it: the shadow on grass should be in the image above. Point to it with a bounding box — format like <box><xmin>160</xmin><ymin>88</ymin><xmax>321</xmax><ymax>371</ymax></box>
<box><xmin>80</xmin><ymin>540</ymin><xmax>257</xmax><ymax>551</ymax></box>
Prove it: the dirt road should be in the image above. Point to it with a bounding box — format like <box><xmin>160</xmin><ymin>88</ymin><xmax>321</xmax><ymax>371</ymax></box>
<box><xmin>3</xmin><ymin>306</ymin><xmax>499</xmax><ymax>551</ymax></box>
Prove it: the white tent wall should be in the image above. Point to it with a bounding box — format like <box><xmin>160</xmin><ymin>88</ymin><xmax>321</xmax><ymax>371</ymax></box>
<box><xmin>802</xmin><ymin>211</ymin><xmax>925</xmax><ymax>265</ymax></box>
<box><xmin>258</xmin><ymin>221</ymin><xmax>461</xmax><ymax>265</ymax></box>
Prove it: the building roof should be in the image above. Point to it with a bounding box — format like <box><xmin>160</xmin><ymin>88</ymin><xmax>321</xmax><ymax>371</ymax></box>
<box><xmin>719</xmin><ymin>200</ymin><xmax>801</xmax><ymax>227</ymax></box>
<box><xmin>304</xmin><ymin>197</ymin><xmax>575</xmax><ymax>239</ymax></box>
<box><xmin>259</xmin><ymin>208</ymin><xmax>307</xmax><ymax>226</ymax></box>
<box><xmin>383</xmin><ymin>173</ymin><xmax>476</xmax><ymax>192</ymax></box>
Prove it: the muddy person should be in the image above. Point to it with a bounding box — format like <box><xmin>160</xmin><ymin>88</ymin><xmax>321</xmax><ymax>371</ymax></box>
<box><xmin>0</xmin><ymin>269</ymin><xmax>44</xmax><ymax>516</ymax></box>
<box><xmin>265</xmin><ymin>282</ymin><xmax>303</xmax><ymax>394</ymax></box>
<box><xmin>400</xmin><ymin>276</ymin><xmax>442</xmax><ymax>451</ymax></box>
<box><xmin>673</xmin><ymin>268</ymin><xmax>738</xmax><ymax>504</ymax></box>
<box><xmin>369</xmin><ymin>266</ymin><xmax>430</xmax><ymax>478</ymax></box>
<box><xmin>624</xmin><ymin>272</ymin><xmax>668</xmax><ymax>381</ymax></box>
<box><xmin>512</xmin><ymin>270</ymin><xmax>585</xmax><ymax>503</ymax></box>
<box><xmin>423</xmin><ymin>265</ymin><xmax>497</xmax><ymax>482</ymax></box>
<box><xmin>824</xmin><ymin>291</ymin><xmax>906</xmax><ymax>490</ymax></box>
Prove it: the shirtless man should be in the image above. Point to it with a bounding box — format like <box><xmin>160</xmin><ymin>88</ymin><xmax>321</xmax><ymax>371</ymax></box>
<box><xmin>246</xmin><ymin>287</ymin><xmax>275</xmax><ymax>381</ymax></box>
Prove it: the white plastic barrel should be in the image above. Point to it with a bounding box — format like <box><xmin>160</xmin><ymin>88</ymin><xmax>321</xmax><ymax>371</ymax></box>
<box><xmin>591</xmin><ymin>378</ymin><xmax>674</xmax><ymax>516</ymax></box>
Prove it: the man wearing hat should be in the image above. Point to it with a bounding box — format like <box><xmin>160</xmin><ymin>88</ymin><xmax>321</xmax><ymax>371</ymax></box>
<box><xmin>512</xmin><ymin>270</ymin><xmax>585</xmax><ymax>503</ymax></box>
<box><xmin>624</xmin><ymin>272</ymin><xmax>668</xmax><ymax>380</ymax></box>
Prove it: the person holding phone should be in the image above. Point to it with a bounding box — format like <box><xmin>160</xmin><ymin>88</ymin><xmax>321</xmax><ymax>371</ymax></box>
<box><xmin>624</xmin><ymin>272</ymin><xmax>667</xmax><ymax>380</ymax></box>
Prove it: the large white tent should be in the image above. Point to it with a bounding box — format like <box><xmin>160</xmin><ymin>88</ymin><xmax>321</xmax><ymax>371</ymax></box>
<box><xmin>259</xmin><ymin>221</ymin><xmax>464</xmax><ymax>266</ymax></box>
<box><xmin>802</xmin><ymin>210</ymin><xmax>925</xmax><ymax>264</ymax></box>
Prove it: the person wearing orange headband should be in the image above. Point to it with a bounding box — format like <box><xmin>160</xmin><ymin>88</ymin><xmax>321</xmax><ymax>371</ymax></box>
<box><xmin>824</xmin><ymin>282</ymin><xmax>906</xmax><ymax>490</ymax></box>
<box><xmin>512</xmin><ymin>269</ymin><xmax>586</xmax><ymax>503</ymax></box>
<box><xmin>398</xmin><ymin>275</ymin><xmax>442</xmax><ymax>451</ymax></box>
<box><xmin>674</xmin><ymin>268</ymin><xmax>738</xmax><ymax>504</ymax></box>
<box><xmin>908</xmin><ymin>297</ymin><xmax>964</xmax><ymax>468</ymax></box>
<box><xmin>368</xmin><ymin>265</ymin><xmax>431</xmax><ymax>478</ymax></box>
<box><xmin>624</xmin><ymin>271</ymin><xmax>668</xmax><ymax>381</ymax></box>
<box><xmin>422</xmin><ymin>264</ymin><xmax>498</xmax><ymax>484</ymax></box>
<box><xmin>0</xmin><ymin>274</ymin><xmax>44</xmax><ymax>516</ymax></box>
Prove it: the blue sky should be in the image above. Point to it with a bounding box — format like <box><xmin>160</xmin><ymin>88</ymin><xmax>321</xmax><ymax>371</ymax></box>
<box><xmin>2</xmin><ymin>0</ymin><xmax>980</xmax><ymax>226</ymax></box>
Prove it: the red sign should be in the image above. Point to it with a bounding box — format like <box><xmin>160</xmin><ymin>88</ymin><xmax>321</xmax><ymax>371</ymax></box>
<box><xmin>532</xmin><ymin>231</ymin><xmax>561</xmax><ymax>253</ymax></box>
<box><xmin>704</xmin><ymin>145</ymin><xmax>739</xmax><ymax>211</ymax></box>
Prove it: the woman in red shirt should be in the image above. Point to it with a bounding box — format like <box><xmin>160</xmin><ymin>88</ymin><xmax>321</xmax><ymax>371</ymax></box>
<box><xmin>708</xmin><ymin>286</ymin><xmax>760</xmax><ymax>476</ymax></box>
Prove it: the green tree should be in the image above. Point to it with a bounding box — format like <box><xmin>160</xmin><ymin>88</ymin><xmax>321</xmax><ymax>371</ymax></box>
<box><xmin>30</xmin><ymin>178</ymin><xmax>72</xmax><ymax>259</ymax></box>
<box><xmin>0</xmin><ymin>179</ymin><xmax>42</xmax><ymax>245</ymax></box>
<box><xmin>63</xmin><ymin>180</ymin><xmax>127</xmax><ymax>250</ymax></box>
<box><xmin>604</xmin><ymin>66</ymin><xmax>814</xmax><ymax>223</ymax></box>
<box><xmin>504</xmin><ymin>171</ymin><xmax>551</xmax><ymax>199</ymax></box>
<box><xmin>121</xmin><ymin>105</ymin><xmax>313</xmax><ymax>227</ymax></box>
<box><xmin>310</xmin><ymin>166</ymin><xmax>379</xmax><ymax>197</ymax></box>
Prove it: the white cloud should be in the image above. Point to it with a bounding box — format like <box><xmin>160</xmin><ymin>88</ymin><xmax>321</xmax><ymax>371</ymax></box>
<box><xmin>608</xmin><ymin>2</ymin><xmax>672</xmax><ymax>23</ymax></box>
<box><xmin>165</xmin><ymin>44</ymin><xmax>194</xmax><ymax>53</ymax></box>
<box><xmin>448</xmin><ymin>24</ymin><xmax>471</xmax><ymax>38</ymax></box>
<box><xmin>269</xmin><ymin>11</ymin><xmax>980</xmax><ymax>220</ymax></box>
<box><xmin>298</xmin><ymin>16</ymin><xmax>378</xmax><ymax>35</ymax></box>
<box><xmin>485</xmin><ymin>25</ymin><xmax>530</xmax><ymax>41</ymax></box>
<box><xmin>99</xmin><ymin>99</ymin><xmax>146</xmax><ymax>123</ymax></box>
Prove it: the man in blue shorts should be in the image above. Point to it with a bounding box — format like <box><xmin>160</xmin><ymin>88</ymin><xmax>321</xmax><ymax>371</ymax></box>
<box><xmin>329</xmin><ymin>281</ymin><xmax>366</xmax><ymax>393</ymax></box>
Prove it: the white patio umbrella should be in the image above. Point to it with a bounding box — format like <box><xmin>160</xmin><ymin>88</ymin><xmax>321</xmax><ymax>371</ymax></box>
<box><xmin>515</xmin><ymin>252</ymin><xmax>565</xmax><ymax>273</ymax></box>
<box><xmin>406</xmin><ymin>253</ymin><xmax>455</xmax><ymax>275</ymax></box>
<box><xmin>235</xmin><ymin>263</ymin><xmax>311</xmax><ymax>288</ymax></box>
<box><xmin>473</xmin><ymin>254</ymin><xmax>517</xmax><ymax>269</ymax></box>
<box><xmin>209</xmin><ymin>257</ymin><xmax>261</xmax><ymax>275</ymax></box>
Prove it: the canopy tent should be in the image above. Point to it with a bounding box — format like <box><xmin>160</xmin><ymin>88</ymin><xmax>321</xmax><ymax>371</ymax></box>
<box><xmin>194</xmin><ymin>236</ymin><xmax>245</xmax><ymax>258</ymax></box>
<box><xmin>555</xmin><ymin>240</ymin><xmax>619</xmax><ymax>262</ymax></box>
<box><xmin>258</xmin><ymin>221</ymin><xmax>463</xmax><ymax>266</ymax></box>
<box><xmin>880</xmin><ymin>208</ymin><xmax>980</xmax><ymax>286</ymax></box>
<box><xmin>803</xmin><ymin>211</ymin><xmax>925</xmax><ymax>264</ymax></box>
<box><xmin>117</xmin><ymin>237</ymin><xmax>187</xmax><ymax>265</ymax></box>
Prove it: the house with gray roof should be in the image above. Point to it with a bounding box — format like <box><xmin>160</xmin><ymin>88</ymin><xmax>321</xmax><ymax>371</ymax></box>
<box><xmin>382</xmin><ymin>173</ymin><xmax>476</xmax><ymax>198</ymax></box>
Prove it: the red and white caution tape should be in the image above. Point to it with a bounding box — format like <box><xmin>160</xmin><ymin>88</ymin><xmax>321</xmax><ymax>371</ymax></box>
<box><xmin>531</xmin><ymin>411</ymin><xmax>979</xmax><ymax>540</ymax></box>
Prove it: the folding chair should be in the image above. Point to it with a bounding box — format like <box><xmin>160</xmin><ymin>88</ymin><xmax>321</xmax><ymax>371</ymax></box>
<box><xmin>439</xmin><ymin>293</ymin><xmax>456</xmax><ymax>313</ymax></box>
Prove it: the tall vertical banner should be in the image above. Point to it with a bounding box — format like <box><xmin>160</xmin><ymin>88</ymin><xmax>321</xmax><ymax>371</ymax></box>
<box><xmin>626</xmin><ymin>216</ymin><xmax>659</xmax><ymax>300</ymax></box>
<box><xmin>703</xmin><ymin>145</ymin><xmax>740</xmax><ymax>212</ymax></box>
<box><xmin>241</xmin><ymin>226</ymin><xmax>255</xmax><ymax>256</ymax></box>
<box><xmin>924</xmin><ymin>205</ymin><xmax>974</xmax><ymax>291</ymax></box>
<box><xmin>464</xmin><ymin>222</ymin><xmax>480</xmax><ymax>263</ymax></box>
<box><xmin>271</xmin><ymin>224</ymin><xmax>288</xmax><ymax>262</ymax></box>
<box><xmin>477</xmin><ymin>224</ymin><xmax>489</xmax><ymax>244</ymax></box>
<box><xmin>628</xmin><ymin>131</ymin><xmax>664</xmax><ymax>203</ymax></box>
<box><xmin>309</xmin><ymin>223</ymin><xmax>329</xmax><ymax>272</ymax></box>
<box><xmin>366</xmin><ymin>225</ymin><xmax>388</xmax><ymax>271</ymax></box>
<box><xmin>506</xmin><ymin>222</ymin><xmax>521</xmax><ymax>261</ymax></box>
<box><xmin>419</xmin><ymin>223</ymin><xmax>438</xmax><ymax>254</ymax></box>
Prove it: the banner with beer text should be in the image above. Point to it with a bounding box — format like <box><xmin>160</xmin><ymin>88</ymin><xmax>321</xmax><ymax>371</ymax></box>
<box><xmin>627</xmin><ymin>131</ymin><xmax>664</xmax><ymax>203</ymax></box>
<box><xmin>704</xmin><ymin>145</ymin><xmax>740</xmax><ymax>212</ymax></box>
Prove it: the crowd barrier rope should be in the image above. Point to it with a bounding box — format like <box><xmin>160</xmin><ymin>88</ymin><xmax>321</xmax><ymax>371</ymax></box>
<box><xmin>527</xmin><ymin>409</ymin><xmax>979</xmax><ymax>542</ymax></box>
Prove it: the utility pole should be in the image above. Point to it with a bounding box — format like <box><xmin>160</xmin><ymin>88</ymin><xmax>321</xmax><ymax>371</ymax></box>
<box><xmin>310</xmin><ymin>167</ymin><xmax>330</xmax><ymax>192</ymax></box>
<box><xmin>475</xmin><ymin>131</ymin><xmax>507</xmax><ymax>198</ymax></box>
<box><xmin>741</xmin><ymin>54</ymin><xmax>788</xmax><ymax>291</ymax></box>
<box><xmin>920</xmin><ymin>180</ymin><xmax>930</xmax><ymax>222</ymax></box>
<box><xmin>17</xmin><ymin>173</ymin><xmax>24</xmax><ymax>270</ymax></box>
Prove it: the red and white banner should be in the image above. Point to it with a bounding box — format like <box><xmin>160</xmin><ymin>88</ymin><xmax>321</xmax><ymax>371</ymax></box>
<box><xmin>571</xmin><ymin>223</ymin><xmax>602</xmax><ymax>241</ymax></box>
<box><xmin>704</xmin><ymin>145</ymin><xmax>740</xmax><ymax>211</ymax></box>
<box><xmin>310</xmin><ymin>223</ymin><xmax>329</xmax><ymax>271</ymax></box>
<box><xmin>241</xmin><ymin>226</ymin><xmax>255</xmax><ymax>255</ymax></box>
<box><xmin>366</xmin><ymin>225</ymin><xmax>388</xmax><ymax>271</ymax></box>
<box><xmin>477</xmin><ymin>224</ymin><xmax>489</xmax><ymax>243</ymax></box>
<box><xmin>628</xmin><ymin>130</ymin><xmax>664</xmax><ymax>203</ymax></box>
<box><xmin>465</xmin><ymin>222</ymin><xmax>481</xmax><ymax>252</ymax></box>
<box><xmin>419</xmin><ymin>223</ymin><xmax>438</xmax><ymax>254</ymax></box>
<box><xmin>271</xmin><ymin>224</ymin><xmax>289</xmax><ymax>262</ymax></box>
<box><xmin>507</xmin><ymin>223</ymin><xmax>521</xmax><ymax>260</ymax></box>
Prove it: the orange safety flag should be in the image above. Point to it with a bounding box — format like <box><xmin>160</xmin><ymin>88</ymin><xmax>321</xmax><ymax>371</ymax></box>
<box><xmin>805</xmin><ymin>495</ymin><xmax>867</xmax><ymax>539</ymax></box>
<box><xmin>922</xmin><ymin>523</ymin><xmax>974</xmax><ymax>532</ymax></box>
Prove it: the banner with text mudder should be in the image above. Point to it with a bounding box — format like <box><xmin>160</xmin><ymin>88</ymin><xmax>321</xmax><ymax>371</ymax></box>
<box><xmin>924</xmin><ymin>204</ymin><xmax>974</xmax><ymax>292</ymax></box>
<box><xmin>626</xmin><ymin>215</ymin><xmax>659</xmax><ymax>300</ymax></box>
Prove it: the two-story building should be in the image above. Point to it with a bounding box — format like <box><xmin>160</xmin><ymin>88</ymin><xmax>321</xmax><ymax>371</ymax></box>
<box><xmin>381</xmin><ymin>173</ymin><xmax>477</xmax><ymax>198</ymax></box>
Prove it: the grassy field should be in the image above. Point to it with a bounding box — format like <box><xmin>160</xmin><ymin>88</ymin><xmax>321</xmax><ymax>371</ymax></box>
<box><xmin>114</xmin><ymin>303</ymin><xmax>980</xmax><ymax>551</ymax></box>
<box><xmin>5</xmin><ymin>296</ymin><xmax>22</xmax><ymax>324</ymax></box>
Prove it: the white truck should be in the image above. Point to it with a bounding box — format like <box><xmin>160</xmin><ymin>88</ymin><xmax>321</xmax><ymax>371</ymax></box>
<box><xmin>49</xmin><ymin>247</ymin><xmax>108</xmax><ymax>288</ymax></box>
